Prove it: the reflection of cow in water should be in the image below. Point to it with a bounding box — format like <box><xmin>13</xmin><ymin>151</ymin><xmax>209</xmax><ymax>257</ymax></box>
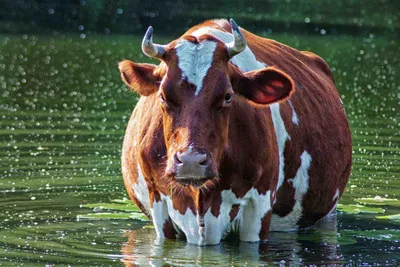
<box><xmin>120</xmin><ymin>215</ymin><xmax>343</xmax><ymax>265</ymax></box>
<box><xmin>118</xmin><ymin>18</ymin><xmax>352</xmax><ymax>245</ymax></box>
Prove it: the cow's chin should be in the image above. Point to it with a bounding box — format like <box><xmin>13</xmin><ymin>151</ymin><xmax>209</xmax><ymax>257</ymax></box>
<box><xmin>176</xmin><ymin>177</ymin><xmax>209</xmax><ymax>187</ymax></box>
<box><xmin>171</xmin><ymin>175</ymin><xmax>220</xmax><ymax>190</ymax></box>
<box><xmin>165</xmin><ymin>167</ymin><xmax>219</xmax><ymax>188</ymax></box>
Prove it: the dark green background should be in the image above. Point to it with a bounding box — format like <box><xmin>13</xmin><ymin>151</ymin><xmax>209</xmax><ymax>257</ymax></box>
<box><xmin>1</xmin><ymin>0</ymin><xmax>399</xmax><ymax>36</ymax></box>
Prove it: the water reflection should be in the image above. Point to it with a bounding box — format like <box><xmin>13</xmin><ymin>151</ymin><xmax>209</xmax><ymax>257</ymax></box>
<box><xmin>120</xmin><ymin>215</ymin><xmax>345</xmax><ymax>266</ymax></box>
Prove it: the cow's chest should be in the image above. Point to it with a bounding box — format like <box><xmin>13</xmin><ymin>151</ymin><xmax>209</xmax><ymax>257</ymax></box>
<box><xmin>151</xmin><ymin>188</ymin><xmax>272</xmax><ymax>245</ymax></box>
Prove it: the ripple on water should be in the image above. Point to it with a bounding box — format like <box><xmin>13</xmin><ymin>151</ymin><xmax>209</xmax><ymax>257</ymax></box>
<box><xmin>0</xmin><ymin>29</ymin><xmax>399</xmax><ymax>265</ymax></box>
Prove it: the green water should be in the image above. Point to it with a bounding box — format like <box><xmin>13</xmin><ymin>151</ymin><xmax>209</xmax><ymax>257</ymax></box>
<box><xmin>0</xmin><ymin>31</ymin><xmax>399</xmax><ymax>266</ymax></box>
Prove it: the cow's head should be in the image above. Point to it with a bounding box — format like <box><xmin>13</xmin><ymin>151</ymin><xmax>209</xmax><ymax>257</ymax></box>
<box><xmin>119</xmin><ymin>19</ymin><xmax>294</xmax><ymax>187</ymax></box>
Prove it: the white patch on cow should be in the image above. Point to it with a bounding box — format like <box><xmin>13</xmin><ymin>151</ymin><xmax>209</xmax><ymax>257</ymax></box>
<box><xmin>270</xmin><ymin>104</ymin><xmax>290</xmax><ymax>191</ymax></box>
<box><xmin>327</xmin><ymin>188</ymin><xmax>341</xmax><ymax>215</ymax></box>
<box><xmin>151</xmin><ymin>188</ymin><xmax>271</xmax><ymax>245</ymax></box>
<box><xmin>339</xmin><ymin>97</ymin><xmax>347</xmax><ymax>115</ymax></box>
<box><xmin>162</xmin><ymin>195</ymin><xmax>201</xmax><ymax>244</ymax></box>
<box><xmin>191</xmin><ymin>27</ymin><xmax>267</xmax><ymax>71</ymax></box>
<box><xmin>218</xmin><ymin>189</ymin><xmax>272</xmax><ymax>242</ymax></box>
<box><xmin>239</xmin><ymin>189</ymin><xmax>271</xmax><ymax>241</ymax></box>
<box><xmin>151</xmin><ymin>199</ymin><xmax>169</xmax><ymax>239</ymax></box>
<box><xmin>175</xmin><ymin>39</ymin><xmax>217</xmax><ymax>96</ymax></box>
<box><xmin>332</xmin><ymin>188</ymin><xmax>340</xmax><ymax>202</ymax></box>
<box><xmin>132</xmin><ymin>164</ymin><xmax>150</xmax><ymax>214</ymax></box>
<box><xmin>270</xmin><ymin>151</ymin><xmax>312</xmax><ymax>231</ymax></box>
<box><xmin>289</xmin><ymin>100</ymin><xmax>299</xmax><ymax>125</ymax></box>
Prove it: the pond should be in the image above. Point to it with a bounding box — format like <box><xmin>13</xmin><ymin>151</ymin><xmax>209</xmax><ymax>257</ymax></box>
<box><xmin>0</xmin><ymin>30</ymin><xmax>399</xmax><ymax>266</ymax></box>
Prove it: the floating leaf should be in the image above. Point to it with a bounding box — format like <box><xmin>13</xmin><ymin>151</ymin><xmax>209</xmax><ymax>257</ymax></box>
<box><xmin>336</xmin><ymin>235</ymin><xmax>358</xmax><ymax>245</ymax></box>
<box><xmin>77</xmin><ymin>212</ymin><xmax>150</xmax><ymax>221</ymax></box>
<box><xmin>337</xmin><ymin>204</ymin><xmax>385</xmax><ymax>214</ymax></box>
<box><xmin>111</xmin><ymin>198</ymin><xmax>132</xmax><ymax>204</ymax></box>
<box><xmin>376</xmin><ymin>214</ymin><xmax>400</xmax><ymax>221</ymax></box>
<box><xmin>296</xmin><ymin>231</ymin><xmax>357</xmax><ymax>245</ymax></box>
<box><xmin>341</xmin><ymin>229</ymin><xmax>400</xmax><ymax>242</ymax></box>
<box><xmin>80</xmin><ymin>203</ymin><xmax>142</xmax><ymax>213</ymax></box>
<box><xmin>354</xmin><ymin>196</ymin><xmax>400</xmax><ymax>207</ymax></box>
<box><xmin>78</xmin><ymin>199</ymin><xmax>150</xmax><ymax>222</ymax></box>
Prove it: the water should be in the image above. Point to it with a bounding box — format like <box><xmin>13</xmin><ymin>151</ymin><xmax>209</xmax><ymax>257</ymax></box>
<box><xmin>0</xmin><ymin>31</ymin><xmax>399</xmax><ymax>266</ymax></box>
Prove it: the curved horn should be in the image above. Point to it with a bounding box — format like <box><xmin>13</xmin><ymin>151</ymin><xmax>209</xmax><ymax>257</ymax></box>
<box><xmin>226</xmin><ymin>19</ymin><xmax>247</xmax><ymax>58</ymax></box>
<box><xmin>141</xmin><ymin>26</ymin><xmax>165</xmax><ymax>59</ymax></box>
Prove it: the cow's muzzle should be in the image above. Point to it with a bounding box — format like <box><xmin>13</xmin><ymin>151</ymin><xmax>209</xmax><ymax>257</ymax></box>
<box><xmin>173</xmin><ymin>149</ymin><xmax>215</xmax><ymax>185</ymax></box>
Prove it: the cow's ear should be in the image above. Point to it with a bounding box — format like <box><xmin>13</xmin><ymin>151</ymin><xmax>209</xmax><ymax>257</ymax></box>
<box><xmin>232</xmin><ymin>67</ymin><xmax>294</xmax><ymax>105</ymax></box>
<box><xmin>118</xmin><ymin>60</ymin><xmax>160</xmax><ymax>96</ymax></box>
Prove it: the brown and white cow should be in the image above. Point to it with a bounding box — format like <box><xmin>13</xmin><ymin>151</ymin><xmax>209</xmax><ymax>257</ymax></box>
<box><xmin>118</xmin><ymin>19</ymin><xmax>352</xmax><ymax>245</ymax></box>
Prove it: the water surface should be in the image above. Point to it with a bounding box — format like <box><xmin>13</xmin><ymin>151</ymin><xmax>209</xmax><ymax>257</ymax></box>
<box><xmin>0</xmin><ymin>32</ymin><xmax>399</xmax><ymax>266</ymax></box>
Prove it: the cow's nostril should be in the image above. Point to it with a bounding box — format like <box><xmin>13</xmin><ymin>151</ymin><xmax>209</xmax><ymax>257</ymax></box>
<box><xmin>199</xmin><ymin>159</ymin><xmax>207</xmax><ymax>166</ymax></box>
<box><xmin>175</xmin><ymin>153</ymin><xmax>183</xmax><ymax>164</ymax></box>
<box><xmin>198</xmin><ymin>155</ymin><xmax>208</xmax><ymax>166</ymax></box>
<box><xmin>174</xmin><ymin>151</ymin><xmax>208</xmax><ymax>167</ymax></box>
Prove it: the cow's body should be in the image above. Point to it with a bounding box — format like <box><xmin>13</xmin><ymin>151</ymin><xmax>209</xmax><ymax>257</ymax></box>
<box><xmin>120</xmin><ymin>19</ymin><xmax>351</xmax><ymax>245</ymax></box>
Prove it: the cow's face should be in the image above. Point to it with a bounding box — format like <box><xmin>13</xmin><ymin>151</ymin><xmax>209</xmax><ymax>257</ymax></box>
<box><xmin>119</xmin><ymin>20</ymin><xmax>294</xmax><ymax>187</ymax></box>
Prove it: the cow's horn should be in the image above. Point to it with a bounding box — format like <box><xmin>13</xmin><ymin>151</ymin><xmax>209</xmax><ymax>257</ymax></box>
<box><xmin>227</xmin><ymin>19</ymin><xmax>246</xmax><ymax>58</ymax></box>
<box><xmin>142</xmin><ymin>26</ymin><xmax>165</xmax><ymax>59</ymax></box>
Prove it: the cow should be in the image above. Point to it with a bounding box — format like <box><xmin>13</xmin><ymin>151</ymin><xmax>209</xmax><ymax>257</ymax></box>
<box><xmin>118</xmin><ymin>19</ymin><xmax>352</xmax><ymax>246</ymax></box>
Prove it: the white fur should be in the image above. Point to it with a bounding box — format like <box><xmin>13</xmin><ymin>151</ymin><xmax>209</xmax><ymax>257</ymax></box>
<box><xmin>270</xmin><ymin>103</ymin><xmax>291</xmax><ymax>191</ymax></box>
<box><xmin>151</xmin><ymin>199</ymin><xmax>169</xmax><ymax>239</ymax></box>
<box><xmin>289</xmin><ymin>100</ymin><xmax>299</xmax><ymax>125</ymax></box>
<box><xmin>332</xmin><ymin>188</ymin><xmax>340</xmax><ymax>202</ymax></box>
<box><xmin>175</xmin><ymin>39</ymin><xmax>217</xmax><ymax>96</ymax></box>
<box><xmin>327</xmin><ymin>188</ymin><xmax>341</xmax><ymax>215</ymax></box>
<box><xmin>132</xmin><ymin>164</ymin><xmax>151</xmax><ymax>214</ymax></box>
<box><xmin>163</xmin><ymin>196</ymin><xmax>201</xmax><ymax>244</ymax></box>
<box><xmin>239</xmin><ymin>189</ymin><xmax>271</xmax><ymax>241</ymax></box>
<box><xmin>339</xmin><ymin>98</ymin><xmax>347</xmax><ymax>115</ymax></box>
<box><xmin>150</xmin><ymin>188</ymin><xmax>271</xmax><ymax>245</ymax></box>
<box><xmin>191</xmin><ymin>27</ymin><xmax>267</xmax><ymax>71</ymax></box>
<box><xmin>270</xmin><ymin>151</ymin><xmax>312</xmax><ymax>231</ymax></box>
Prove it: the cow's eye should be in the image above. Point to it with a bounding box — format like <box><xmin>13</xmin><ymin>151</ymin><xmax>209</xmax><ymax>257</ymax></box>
<box><xmin>160</xmin><ymin>94</ymin><xmax>166</xmax><ymax>104</ymax></box>
<box><xmin>224</xmin><ymin>93</ymin><xmax>232</xmax><ymax>103</ymax></box>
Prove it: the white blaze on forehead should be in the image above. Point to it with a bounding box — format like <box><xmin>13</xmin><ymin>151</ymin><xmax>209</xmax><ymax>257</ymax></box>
<box><xmin>191</xmin><ymin>27</ymin><xmax>267</xmax><ymax>71</ymax></box>
<box><xmin>175</xmin><ymin>39</ymin><xmax>217</xmax><ymax>96</ymax></box>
